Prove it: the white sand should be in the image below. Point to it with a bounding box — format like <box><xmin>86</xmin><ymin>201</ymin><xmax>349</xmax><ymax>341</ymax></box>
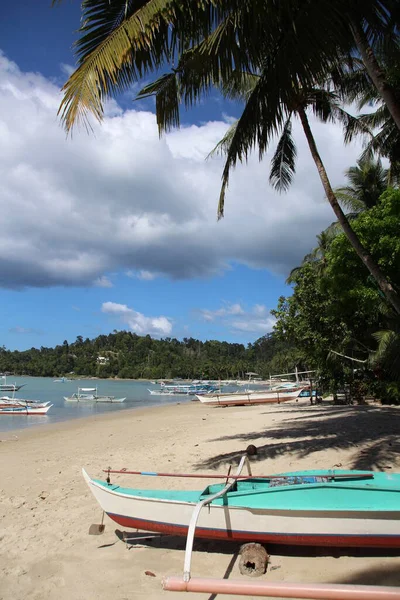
<box><xmin>1</xmin><ymin>399</ymin><xmax>400</xmax><ymax>600</ymax></box>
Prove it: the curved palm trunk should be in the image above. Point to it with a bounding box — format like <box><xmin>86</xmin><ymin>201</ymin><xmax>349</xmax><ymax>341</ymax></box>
<box><xmin>297</xmin><ymin>105</ymin><xmax>400</xmax><ymax>315</ymax></box>
<box><xmin>350</xmin><ymin>21</ymin><xmax>400</xmax><ymax>132</ymax></box>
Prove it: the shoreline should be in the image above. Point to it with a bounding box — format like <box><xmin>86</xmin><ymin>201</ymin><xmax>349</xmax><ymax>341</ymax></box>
<box><xmin>1</xmin><ymin>399</ymin><xmax>400</xmax><ymax>599</ymax></box>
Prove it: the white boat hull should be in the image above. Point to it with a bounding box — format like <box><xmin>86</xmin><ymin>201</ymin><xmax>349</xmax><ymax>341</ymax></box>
<box><xmin>82</xmin><ymin>470</ymin><xmax>400</xmax><ymax>548</ymax></box>
<box><xmin>64</xmin><ymin>396</ymin><xmax>126</xmax><ymax>403</ymax></box>
<box><xmin>197</xmin><ymin>388</ymin><xmax>304</xmax><ymax>406</ymax></box>
<box><xmin>0</xmin><ymin>404</ymin><xmax>53</xmax><ymax>415</ymax></box>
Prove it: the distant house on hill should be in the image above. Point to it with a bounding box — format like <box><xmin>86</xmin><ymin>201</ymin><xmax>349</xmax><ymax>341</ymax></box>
<box><xmin>97</xmin><ymin>356</ymin><xmax>109</xmax><ymax>365</ymax></box>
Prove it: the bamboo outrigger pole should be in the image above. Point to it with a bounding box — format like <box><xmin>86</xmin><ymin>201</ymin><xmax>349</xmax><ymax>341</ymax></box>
<box><xmin>162</xmin><ymin>577</ymin><xmax>400</xmax><ymax>599</ymax></box>
<box><xmin>103</xmin><ymin>468</ymin><xmax>374</xmax><ymax>481</ymax></box>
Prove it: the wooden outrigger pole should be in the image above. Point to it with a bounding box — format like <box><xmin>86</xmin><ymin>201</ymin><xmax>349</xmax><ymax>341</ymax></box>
<box><xmin>103</xmin><ymin>467</ymin><xmax>374</xmax><ymax>481</ymax></box>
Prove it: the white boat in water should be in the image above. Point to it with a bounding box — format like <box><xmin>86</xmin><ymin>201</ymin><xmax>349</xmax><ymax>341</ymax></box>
<box><xmin>64</xmin><ymin>387</ymin><xmax>126</xmax><ymax>403</ymax></box>
<box><xmin>197</xmin><ymin>386</ymin><xmax>307</xmax><ymax>406</ymax></box>
<box><xmin>0</xmin><ymin>403</ymin><xmax>52</xmax><ymax>415</ymax></box>
<box><xmin>0</xmin><ymin>375</ymin><xmax>25</xmax><ymax>392</ymax></box>
<box><xmin>0</xmin><ymin>396</ymin><xmax>50</xmax><ymax>409</ymax></box>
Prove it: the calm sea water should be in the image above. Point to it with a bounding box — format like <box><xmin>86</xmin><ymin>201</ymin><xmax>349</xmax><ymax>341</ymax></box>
<box><xmin>0</xmin><ymin>377</ymin><xmax>193</xmax><ymax>433</ymax></box>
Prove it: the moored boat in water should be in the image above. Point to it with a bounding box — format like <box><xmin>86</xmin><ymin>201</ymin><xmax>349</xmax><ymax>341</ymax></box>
<box><xmin>0</xmin><ymin>375</ymin><xmax>25</xmax><ymax>392</ymax></box>
<box><xmin>64</xmin><ymin>387</ymin><xmax>126</xmax><ymax>403</ymax></box>
<box><xmin>0</xmin><ymin>403</ymin><xmax>52</xmax><ymax>415</ymax></box>
<box><xmin>0</xmin><ymin>396</ymin><xmax>50</xmax><ymax>409</ymax></box>
<box><xmin>83</xmin><ymin>458</ymin><xmax>400</xmax><ymax>548</ymax></box>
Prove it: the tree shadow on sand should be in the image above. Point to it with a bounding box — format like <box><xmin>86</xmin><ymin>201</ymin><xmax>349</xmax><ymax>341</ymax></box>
<box><xmin>195</xmin><ymin>405</ymin><xmax>400</xmax><ymax>472</ymax></box>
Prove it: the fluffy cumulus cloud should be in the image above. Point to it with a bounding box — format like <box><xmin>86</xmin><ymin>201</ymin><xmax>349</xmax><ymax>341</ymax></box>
<box><xmin>199</xmin><ymin>303</ymin><xmax>275</xmax><ymax>335</ymax></box>
<box><xmin>101</xmin><ymin>301</ymin><xmax>172</xmax><ymax>337</ymax></box>
<box><xmin>0</xmin><ymin>51</ymin><xmax>366</xmax><ymax>289</ymax></box>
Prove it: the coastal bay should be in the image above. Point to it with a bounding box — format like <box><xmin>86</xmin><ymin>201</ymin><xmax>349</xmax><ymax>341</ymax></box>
<box><xmin>1</xmin><ymin>399</ymin><xmax>400</xmax><ymax>600</ymax></box>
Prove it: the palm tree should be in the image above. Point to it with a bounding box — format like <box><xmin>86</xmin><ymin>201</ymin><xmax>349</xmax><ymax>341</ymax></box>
<box><xmin>202</xmin><ymin>76</ymin><xmax>400</xmax><ymax>313</ymax></box>
<box><xmin>338</xmin><ymin>39</ymin><xmax>400</xmax><ymax>180</ymax></box>
<box><xmin>56</xmin><ymin>0</ymin><xmax>400</xmax><ymax>313</ymax></box>
<box><xmin>57</xmin><ymin>1</ymin><xmax>400</xmax><ymax>132</ymax></box>
<box><xmin>287</xmin><ymin>229</ymin><xmax>337</xmax><ymax>283</ymax></box>
<box><xmin>335</xmin><ymin>156</ymin><xmax>390</xmax><ymax>214</ymax></box>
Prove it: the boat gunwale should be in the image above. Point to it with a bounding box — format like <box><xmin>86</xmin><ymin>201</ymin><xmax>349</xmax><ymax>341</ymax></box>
<box><xmin>88</xmin><ymin>474</ymin><xmax>400</xmax><ymax>512</ymax></box>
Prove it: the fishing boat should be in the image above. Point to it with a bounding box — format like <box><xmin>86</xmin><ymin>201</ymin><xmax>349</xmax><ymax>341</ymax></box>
<box><xmin>148</xmin><ymin>382</ymin><xmax>217</xmax><ymax>396</ymax></box>
<box><xmin>64</xmin><ymin>387</ymin><xmax>126</xmax><ymax>403</ymax></box>
<box><xmin>0</xmin><ymin>375</ymin><xmax>25</xmax><ymax>392</ymax></box>
<box><xmin>0</xmin><ymin>396</ymin><xmax>50</xmax><ymax>409</ymax></box>
<box><xmin>196</xmin><ymin>385</ymin><xmax>306</xmax><ymax>406</ymax></box>
<box><xmin>83</xmin><ymin>456</ymin><xmax>400</xmax><ymax>549</ymax></box>
<box><xmin>0</xmin><ymin>404</ymin><xmax>52</xmax><ymax>415</ymax></box>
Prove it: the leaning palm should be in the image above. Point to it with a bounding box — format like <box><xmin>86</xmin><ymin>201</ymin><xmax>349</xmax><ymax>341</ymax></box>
<box><xmin>57</xmin><ymin>0</ymin><xmax>400</xmax><ymax>132</ymax></box>
<box><xmin>198</xmin><ymin>73</ymin><xmax>400</xmax><ymax>313</ymax></box>
<box><xmin>338</xmin><ymin>40</ymin><xmax>400</xmax><ymax>179</ymax></box>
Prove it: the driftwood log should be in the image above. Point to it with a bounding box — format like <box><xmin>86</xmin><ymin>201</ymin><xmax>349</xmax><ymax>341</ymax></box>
<box><xmin>238</xmin><ymin>542</ymin><xmax>269</xmax><ymax>577</ymax></box>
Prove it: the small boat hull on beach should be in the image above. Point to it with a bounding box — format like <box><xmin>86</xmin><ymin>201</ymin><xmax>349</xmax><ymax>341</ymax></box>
<box><xmin>197</xmin><ymin>387</ymin><xmax>305</xmax><ymax>406</ymax></box>
<box><xmin>83</xmin><ymin>469</ymin><xmax>400</xmax><ymax>548</ymax></box>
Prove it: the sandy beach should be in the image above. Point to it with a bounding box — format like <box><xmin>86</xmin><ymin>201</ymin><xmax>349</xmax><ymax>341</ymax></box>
<box><xmin>1</xmin><ymin>398</ymin><xmax>400</xmax><ymax>600</ymax></box>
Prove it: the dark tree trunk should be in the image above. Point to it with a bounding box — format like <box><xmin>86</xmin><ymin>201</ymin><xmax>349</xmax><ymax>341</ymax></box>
<box><xmin>350</xmin><ymin>20</ymin><xmax>400</xmax><ymax>132</ymax></box>
<box><xmin>297</xmin><ymin>105</ymin><xmax>400</xmax><ymax>315</ymax></box>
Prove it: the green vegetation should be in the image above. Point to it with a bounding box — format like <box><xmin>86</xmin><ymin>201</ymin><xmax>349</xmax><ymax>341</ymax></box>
<box><xmin>272</xmin><ymin>187</ymin><xmax>400</xmax><ymax>402</ymax></box>
<box><xmin>0</xmin><ymin>333</ymin><xmax>301</xmax><ymax>381</ymax></box>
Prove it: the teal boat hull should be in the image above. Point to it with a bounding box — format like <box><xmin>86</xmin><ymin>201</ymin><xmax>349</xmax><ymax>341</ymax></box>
<box><xmin>83</xmin><ymin>469</ymin><xmax>400</xmax><ymax>548</ymax></box>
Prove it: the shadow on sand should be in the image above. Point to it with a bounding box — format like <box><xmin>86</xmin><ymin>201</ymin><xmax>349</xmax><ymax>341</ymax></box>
<box><xmin>195</xmin><ymin>404</ymin><xmax>400</xmax><ymax>472</ymax></box>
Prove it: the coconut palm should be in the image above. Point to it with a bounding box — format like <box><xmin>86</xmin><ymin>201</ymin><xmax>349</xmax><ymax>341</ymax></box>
<box><xmin>200</xmin><ymin>74</ymin><xmax>400</xmax><ymax>312</ymax></box>
<box><xmin>335</xmin><ymin>156</ymin><xmax>390</xmax><ymax>214</ymax></box>
<box><xmin>287</xmin><ymin>229</ymin><xmax>337</xmax><ymax>284</ymax></box>
<box><xmin>56</xmin><ymin>0</ymin><xmax>400</xmax><ymax>313</ymax></box>
<box><xmin>337</xmin><ymin>37</ymin><xmax>400</xmax><ymax>179</ymax></box>
<box><xmin>57</xmin><ymin>0</ymin><xmax>400</xmax><ymax>132</ymax></box>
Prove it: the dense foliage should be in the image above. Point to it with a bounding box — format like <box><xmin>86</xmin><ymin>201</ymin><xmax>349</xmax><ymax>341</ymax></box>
<box><xmin>0</xmin><ymin>332</ymin><xmax>302</xmax><ymax>381</ymax></box>
<box><xmin>272</xmin><ymin>188</ymin><xmax>400</xmax><ymax>401</ymax></box>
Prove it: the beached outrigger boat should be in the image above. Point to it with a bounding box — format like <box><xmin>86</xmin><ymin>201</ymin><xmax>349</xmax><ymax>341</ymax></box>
<box><xmin>196</xmin><ymin>386</ymin><xmax>306</xmax><ymax>406</ymax></box>
<box><xmin>149</xmin><ymin>382</ymin><xmax>218</xmax><ymax>396</ymax></box>
<box><xmin>83</xmin><ymin>456</ymin><xmax>400</xmax><ymax>549</ymax></box>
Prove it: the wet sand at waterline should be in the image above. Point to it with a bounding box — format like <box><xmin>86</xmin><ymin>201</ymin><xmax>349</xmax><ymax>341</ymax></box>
<box><xmin>1</xmin><ymin>399</ymin><xmax>400</xmax><ymax>599</ymax></box>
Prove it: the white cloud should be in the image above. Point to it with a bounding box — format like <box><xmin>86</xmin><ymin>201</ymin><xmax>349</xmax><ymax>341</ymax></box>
<box><xmin>101</xmin><ymin>301</ymin><xmax>172</xmax><ymax>337</ymax></box>
<box><xmin>199</xmin><ymin>303</ymin><xmax>245</xmax><ymax>321</ymax></box>
<box><xmin>0</xmin><ymin>51</ymin><xmax>367</xmax><ymax>289</ymax></box>
<box><xmin>198</xmin><ymin>302</ymin><xmax>275</xmax><ymax>335</ymax></box>
<box><xmin>94</xmin><ymin>275</ymin><xmax>113</xmax><ymax>288</ymax></box>
<box><xmin>126</xmin><ymin>269</ymin><xmax>159</xmax><ymax>281</ymax></box>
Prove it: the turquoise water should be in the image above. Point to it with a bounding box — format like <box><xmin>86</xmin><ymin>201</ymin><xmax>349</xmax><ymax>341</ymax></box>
<box><xmin>0</xmin><ymin>377</ymin><xmax>193</xmax><ymax>433</ymax></box>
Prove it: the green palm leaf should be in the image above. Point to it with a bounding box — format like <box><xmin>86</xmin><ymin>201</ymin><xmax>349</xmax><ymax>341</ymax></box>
<box><xmin>269</xmin><ymin>118</ymin><xmax>297</xmax><ymax>192</ymax></box>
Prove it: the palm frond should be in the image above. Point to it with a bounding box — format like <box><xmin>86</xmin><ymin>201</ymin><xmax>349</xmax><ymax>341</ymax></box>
<box><xmin>370</xmin><ymin>329</ymin><xmax>400</xmax><ymax>378</ymax></box>
<box><xmin>137</xmin><ymin>72</ymin><xmax>180</xmax><ymax>133</ymax></box>
<box><xmin>206</xmin><ymin>121</ymin><xmax>238</xmax><ymax>160</ymax></box>
<box><xmin>269</xmin><ymin>118</ymin><xmax>297</xmax><ymax>192</ymax></box>
<box><xmin>58</xmin><ymin>0</ymin><xmax>176</xmax><ymax>131</ymax></box>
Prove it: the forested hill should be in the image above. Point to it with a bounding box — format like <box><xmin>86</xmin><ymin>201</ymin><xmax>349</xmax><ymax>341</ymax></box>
<box><xmin>0</xmin><ymin>332</ymin><xmax>302</xmax><ymax>380</ymax></box>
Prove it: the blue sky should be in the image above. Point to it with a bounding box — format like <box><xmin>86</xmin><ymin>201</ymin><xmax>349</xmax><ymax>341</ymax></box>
<box><xmin>0</xmin><ymin>3</ymin><xmax>365</xmax><ymax>351</ymax></box>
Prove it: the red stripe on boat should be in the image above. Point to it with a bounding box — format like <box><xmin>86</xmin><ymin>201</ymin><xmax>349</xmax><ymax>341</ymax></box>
<box><xmin>107</xmin><ymin>513</ymin><xmax>400</xmax><ymax>548</ymax></box>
